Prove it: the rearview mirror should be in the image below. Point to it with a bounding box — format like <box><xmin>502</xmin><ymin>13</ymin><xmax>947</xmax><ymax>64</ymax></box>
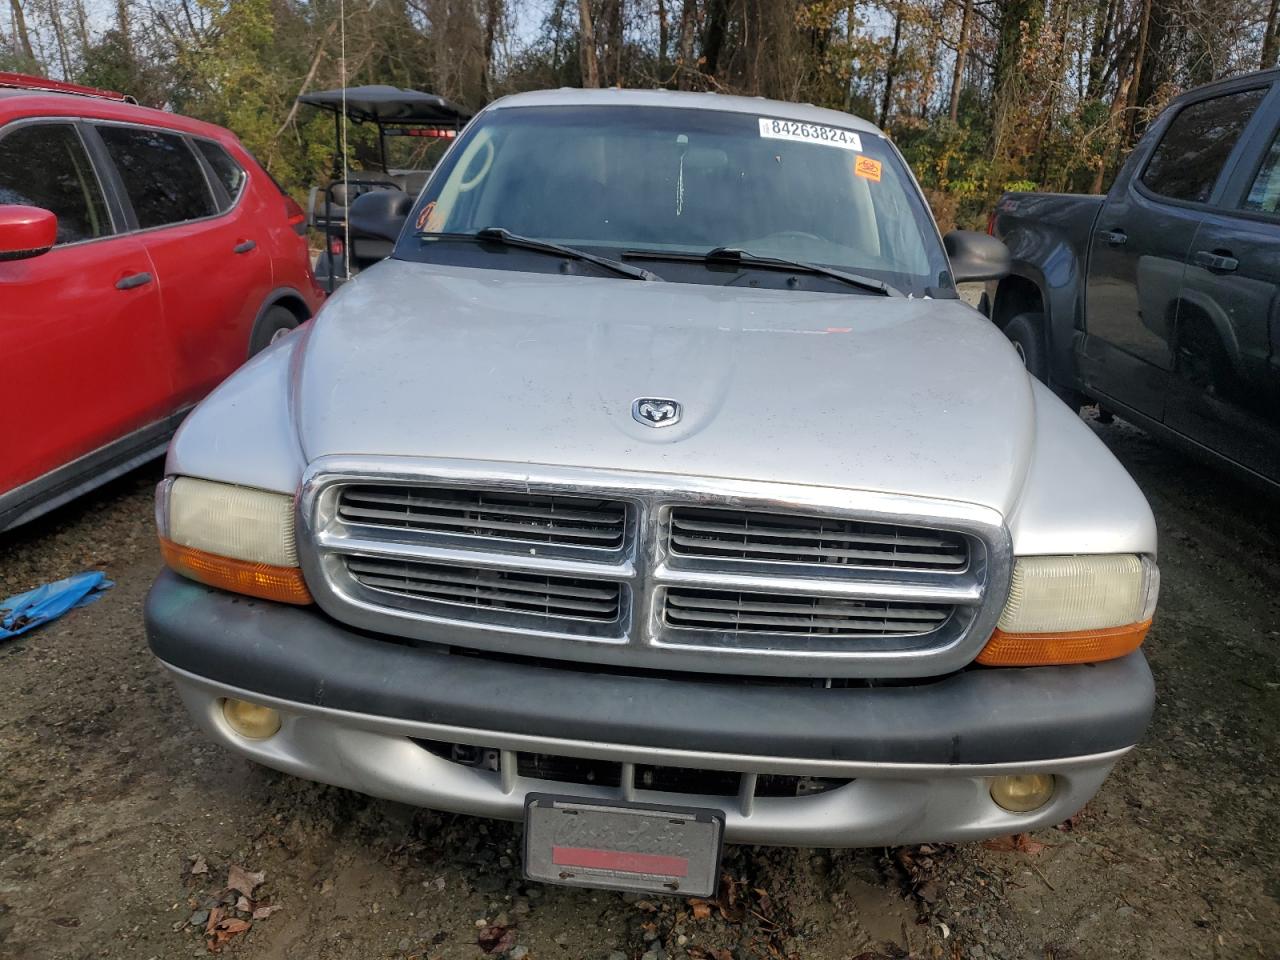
<box><xmin>944</xmin><ymin>229</ymin><xmax>1011</xmax><ymax>283</ymax></box>
<box><xmin>0</xmin><ymin>205</ymin><xmax>57</xmax><ymax>261</ymax></box>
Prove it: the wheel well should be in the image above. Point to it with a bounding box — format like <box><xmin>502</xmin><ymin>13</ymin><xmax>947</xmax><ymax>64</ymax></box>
<box><xmin>269</xmin><ymin>292</ymin><xmax>312</xmax><ymax>324</ymax></box>
<box><xmin>991</xmin><ymin>276</ymin><xmax>1044</xmax><ymax>330</ymax></box>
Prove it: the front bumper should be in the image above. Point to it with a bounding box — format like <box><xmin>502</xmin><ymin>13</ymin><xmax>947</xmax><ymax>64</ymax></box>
<box><xmin>146</xmin><ymin>572</ymin><xmax>1155</xmax><ymax>847</ymax></box>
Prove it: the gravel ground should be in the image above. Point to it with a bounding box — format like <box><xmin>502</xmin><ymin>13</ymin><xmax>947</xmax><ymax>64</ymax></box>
<box><xmin>1</xmin><ymin>412</ymin><xmax>1277</xmax><ymax>960</ymax></box>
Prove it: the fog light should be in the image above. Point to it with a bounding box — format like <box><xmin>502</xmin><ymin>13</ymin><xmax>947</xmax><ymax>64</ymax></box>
<box><xmin>989</xmin><ymin>773</ymin><xmax>1055</xmax><ymax>812</ymax></box>
<box><xmin>222</xmin><ymin>698</ymin><xmax>281</xmax><ymax>740</ymax></box>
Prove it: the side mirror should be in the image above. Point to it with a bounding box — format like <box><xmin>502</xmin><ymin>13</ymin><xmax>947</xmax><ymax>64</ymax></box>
<box><xmin>0</xmin><ymin>205</ymin><xmax>58</xmax><ymax>261</ymax></box>
<box><xmin>348</xmin><ymin>189</ymin><xmax>412</xmax><ymax>244</ymax></box>
<box><xmin>944</xmin><ymin>229</ymin><xmax>1011</xmax><ymax>283</ymax></box>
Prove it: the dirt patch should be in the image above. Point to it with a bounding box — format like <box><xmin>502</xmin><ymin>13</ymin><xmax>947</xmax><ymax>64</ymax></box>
<box><xmin>1</xmin><ymin>414</ymin><xmax>1277</xmax><ymax>959</ymax></box>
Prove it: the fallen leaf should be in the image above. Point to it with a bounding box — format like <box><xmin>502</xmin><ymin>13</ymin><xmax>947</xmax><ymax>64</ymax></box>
<box><xmin>204</xmin><ymin>907</ymin><xmax>224</xmax><ymax>937</ymax></box>
<box><xmin>690</xmin><ymin>899</ymin><xmax>712</xmax><ymax>920</ymax></box>
<box><xmin>226</xmin><ymin>864</ymin><xmax>265</xmax><ymax>898</ymax></box>
<box><xmin>710</xmin><ymin>949</ymin><xmax>734</xmax><ymax>960</ymax></box>
<box><xmin>476</xmin><ymin>925</ymin><xmax>516</xmax><ymax>954</ymax></box>
<box><xmin>235</xmin><ymin>896</ymin><xmax>252</xmax><ymax>913</ymax></box>
<box><xmin>190</xmin><ymin>855</ymin><xmax>209</xmax><ymax>876</ymax></box>
<box><xmin>252</xmin><ymin>904</ymin><xmax>282</xmax><ymax>920</ymax></box>
<box><xmin>207</xmin><ymin>917</ymin><xmax>251</xmax><ymax>952</ymax></box>
<box><xmin>982</xmin><ymin>833</ymin><xmax>1045</xmax><ymax>855</ymax></box>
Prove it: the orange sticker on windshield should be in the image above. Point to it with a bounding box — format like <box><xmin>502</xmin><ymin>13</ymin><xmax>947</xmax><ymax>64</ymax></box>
<box><xmin>417</xmin><ymin>200</ymin><xmax>445</xmax><ymax>232</ymax></box>
<box><xmin>855</xmin><ymin>157</ymin><xmax>882</xmax><ymax>182</ymax></box>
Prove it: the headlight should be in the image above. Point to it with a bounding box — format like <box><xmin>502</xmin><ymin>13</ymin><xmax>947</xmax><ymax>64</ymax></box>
<box><xmin>156</xmin><ymin>477</ymin><xmax>311</xmax><ymax>604</ymax></box>
<box><xmin>977</xmin><ymin>555</ymin><xmax>1158</xmax><ymax>666</ymax></box>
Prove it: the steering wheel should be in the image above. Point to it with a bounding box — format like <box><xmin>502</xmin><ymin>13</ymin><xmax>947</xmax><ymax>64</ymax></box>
<box><xmin>458</xmin><ymin>138</ymin><xmax>495</xmax><ymax>192</ymax></box>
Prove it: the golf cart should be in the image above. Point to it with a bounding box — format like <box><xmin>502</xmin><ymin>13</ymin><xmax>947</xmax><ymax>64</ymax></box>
<box><xmin>298</xmin><ymin>84</ymin><xmax>471</xmax><ymax>290</ymax></box>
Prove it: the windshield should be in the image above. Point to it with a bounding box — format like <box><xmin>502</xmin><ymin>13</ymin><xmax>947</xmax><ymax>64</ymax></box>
<box><xmin>395</xmin><ymin>104</ymin><xmax>951</xmax><ymax>296</ymax></box>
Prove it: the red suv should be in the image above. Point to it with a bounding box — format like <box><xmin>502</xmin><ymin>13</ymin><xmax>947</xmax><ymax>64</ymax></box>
<box><xmin>0</xmin><ymin>74</ymin><xmax>325</xmax><ymax>533</ymax></box>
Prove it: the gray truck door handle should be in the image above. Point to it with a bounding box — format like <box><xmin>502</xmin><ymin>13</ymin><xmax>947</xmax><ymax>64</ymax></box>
<box><xmin>1192</xmin><ymin>250</ymin><xmax>1238</xmax><ymax>272</ymax></box>
<box><xmin>1099</xmin><ymin>229</ymin><xmax>1128</xmax><ymax>247</ymax></box>
<box><xmin>233</xmin><ymin>239</ymin><xmax>257</xmax><ymax>254</ymax></box>
<box><xmin>115</xmin><ymin>271</ymin><xmax>153</xmax><ymax>290</ymax></box>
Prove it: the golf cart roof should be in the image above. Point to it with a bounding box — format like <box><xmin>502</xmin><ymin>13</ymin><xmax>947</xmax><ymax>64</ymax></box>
<box><xmin>297</xmin><ymin>85</ymin><xmax>472</xmax><ymax>126</ymax></box>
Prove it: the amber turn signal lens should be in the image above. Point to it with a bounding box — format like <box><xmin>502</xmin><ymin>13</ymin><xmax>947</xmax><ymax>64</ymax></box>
<box><xmin>160</xmin><ymin>537</ymin><xmax>312</xmax><ymax>605</ymax></box>
<box><xmin>976</xmin><ymin>619</ymin><xmax>1151</xmax><ymax>667</ymax></box>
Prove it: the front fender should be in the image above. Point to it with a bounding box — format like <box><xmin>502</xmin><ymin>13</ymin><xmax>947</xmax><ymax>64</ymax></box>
<box><xmin>165</xmin><ymin>327</ymin><xmax>308</xmax><ymax>494</ymax></box>
<box><xmin>1006</xmin><ymin>379</ymin><xmax>1156</xmax><ymax>557</ymax></box>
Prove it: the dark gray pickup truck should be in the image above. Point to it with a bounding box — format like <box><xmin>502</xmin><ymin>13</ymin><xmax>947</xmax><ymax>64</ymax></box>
<box><xmin>986</xmin><ymin>68</ymin><xmax>1280</xmax><ymax>486</ymax></box>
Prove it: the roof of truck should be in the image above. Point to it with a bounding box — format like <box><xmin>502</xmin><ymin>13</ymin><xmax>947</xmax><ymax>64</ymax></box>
<box><xmin>487</xmin><ymin>87</ymin><xmax>884</xmax><ymax>136</ymax></box>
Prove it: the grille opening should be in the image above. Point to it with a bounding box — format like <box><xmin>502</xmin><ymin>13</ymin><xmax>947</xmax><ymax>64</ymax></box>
<box><xmin>339</xmin><ymin>485</ymin><xmax>628</xmax><ymax>549</ymax></box>
<box><xmin>347</xmin><ymin>556</ymin><xmax>623</xmax><ymax>622</ymax></box>
<box><xmin>411</xmin><ymin>740</ymin><xmax>852</xmax><ymax>799</ymax></box>
<box><xmin>664</xmin><ymin>588</ymin><xmax>951</xmax><ymax>637</ymax></box>
<box><xmin>669</xmin><ymin>507</ymin><xmax>967</xmax><ymax>571</ymax></box>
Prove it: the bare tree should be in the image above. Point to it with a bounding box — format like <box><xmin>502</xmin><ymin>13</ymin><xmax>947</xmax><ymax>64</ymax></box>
<box><xmin>9</xmin><ymin>0</ymin><xmax>35</xmax><ymax>64</ymax></box>
<box><xmin>948</xmin><ymin>0</ymin><xmax>973</xmax><ymax>122</ymax></box>
<box><xmin>578</xmin><ymin>0</ymin><xmax>599</xmax><ymax>85</ymax></box>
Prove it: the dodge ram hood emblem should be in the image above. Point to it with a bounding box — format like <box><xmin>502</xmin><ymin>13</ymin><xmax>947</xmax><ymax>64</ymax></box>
<box><xmin>632</xmin><ymin>397</ymin><xmax>682</xmax><ymax>428</ymax></box>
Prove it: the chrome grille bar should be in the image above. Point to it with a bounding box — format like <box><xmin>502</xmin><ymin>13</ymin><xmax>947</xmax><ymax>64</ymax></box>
<box><xmin>669</xmin><ymin>506</ymin><xmax>968</xmax><ymax>570</ymax></box>
<box><xmin>338</xmin><ymin>484</ymin><xmax>627</xmax><ymax>550</ymax></box>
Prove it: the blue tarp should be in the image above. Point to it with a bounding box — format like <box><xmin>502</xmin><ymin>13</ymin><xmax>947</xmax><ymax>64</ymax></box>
<box><xmin>1</xmin><ymin>571</ymin><xmax>112</xmax><ymax>639</ymax></box>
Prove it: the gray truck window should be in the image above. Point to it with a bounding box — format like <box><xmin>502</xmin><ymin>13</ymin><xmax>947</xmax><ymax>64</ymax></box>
<box><xmin>193</xmin><ymin>139</ymin><xmax>247</xmax><ymax>208</ymax></box>
<box><xmin>0</xmin><ymin>123</ymin><xmax>111</xmax><ymax>244</ymax></box>
<box><xmin>1141</xmin><ymin>88</ymin><xmax>1267</xmax><ymax>204</ymax></box>
<box><xmin>97</xmin><ymin>125</ymin><xmax>216</xmax><ymax>229</ymax></box>
<box><xmin>1244</xmin><ymin>130</ymin><xmax>1280</xmax><ymax>215</ymax></box>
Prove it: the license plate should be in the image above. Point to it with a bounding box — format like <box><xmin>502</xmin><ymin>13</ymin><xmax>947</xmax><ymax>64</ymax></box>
<box><xmin>523</xmin><ymin>794</ymin><xmax>724</xmax><ymax>897</ymax></box>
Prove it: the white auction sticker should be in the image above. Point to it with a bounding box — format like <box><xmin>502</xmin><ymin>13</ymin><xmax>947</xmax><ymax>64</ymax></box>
<box><xmin>758</xmin><ymin>117</ymin><xmax>862</xmax><ymax>152</ymax></box>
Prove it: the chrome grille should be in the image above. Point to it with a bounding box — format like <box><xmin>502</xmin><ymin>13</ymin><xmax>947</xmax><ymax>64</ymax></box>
<box><xmin>669</xmin><ymin>506</ymin><xmax>967</xmax><ymax>570</ymax></box>
<box><xmin>303</xmin><ymin>461</ymin><xmax>1010</xmax><ymax>679</ymax></box>
<box><xmin>663</xmin><ymin>588</ymin><xmax>952</xmax><ymax>637</ymax></box>
<box><xmin>346</xmin><ymin>556</ymin><xmax>622</xmax><ymax>622</ymax></box>
<box><xmin>338</xmin><ymin>485</ymin><xmax>627</xmax><ymax>549</ymax></box>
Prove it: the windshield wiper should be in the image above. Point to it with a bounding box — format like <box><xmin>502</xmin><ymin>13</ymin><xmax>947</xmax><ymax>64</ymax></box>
<box><xmin>624</xmin><ymin>246</ymin><xmax>898</xmax><ymax>296</ymax></box>
<box><xmin>418</xmin><ymin>227</ymin><xmax>661</xmax><ymax>281</ymax></box>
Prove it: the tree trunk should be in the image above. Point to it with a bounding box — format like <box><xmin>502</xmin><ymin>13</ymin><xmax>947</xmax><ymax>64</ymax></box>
<box><xmin>1263</xmin><ymin>0</ymin><xmax>1280</xmax><ymax>69</ymax></box>
<box><xmin>605</xmin><ymin>0</ymin><xmax>623</xmax><ymax>85</ymax></box>
<box><xmin>577</xmin><ymin>0</ymin><xmax>600</xmax><ymax>87</ymax></box>
<box><xmin>702</xmin><ymin>0</ymin><xmax>728</xmax><ymax>78</ymax></box>
<box><xmin>9</xmin><ymin>0</ymin><xmax>34</xmax><ymax>64</ymax></box>
<box><xmin>116</xmin><ymin>0</ymin><xmax>134</xmax><ymax>61</ymax></box>
<box><xmin>482</xmin><ymin>0</ymin><xmax>502</xmax><ymax>97</ymax></box>
<box><xmin>920</xmin><ymin>3</ymin><xmax>943</xmax><ymax>117</ymax></box>
<box><xmin>1123</xmin><ymin>0</ymin><xmax>1153</xmax><ymax>144</ymax></box>
<box><xmin>676</xmin><ymin>0</ymin><xmax>696</xmax><ymax>88</ymax></box>
<box><xmin>948</xmin><ymin>0</ymin><xmax>974</xmax><ymax>123</ymax></box>
<box><xmin>1086</xmin><ymin>0</ymin><xmax>1117</xmax><ymax>100</ymax></box>
<box><xmin>46</xmin><ymin>0</ymin><xmax>71</xmax><ymax>78</ymax></box>
<box><xmin>73</xmin><ymin>0</ymin><xmax>90</xmax><ymax>51</ymax></box>
<box><xmin>879</xmin><ymin>1</ymin><xmax>904</xmax><ymax>129</ymax></box>
<box><xmin>656</xmin><ymin>0</ymin><xmax>669</xmax><ymax>80</ymax></box>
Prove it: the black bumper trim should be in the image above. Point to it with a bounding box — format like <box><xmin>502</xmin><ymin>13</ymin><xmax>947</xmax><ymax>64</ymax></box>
<box><xmin>145</xmin><ymin>571</ymin><xmax>1154</xmax><ymax>765</ymax></box>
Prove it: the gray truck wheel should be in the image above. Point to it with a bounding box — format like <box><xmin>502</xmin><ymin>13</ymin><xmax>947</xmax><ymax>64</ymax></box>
<box><xmin>249</xmin><ymin>305</ymin><xmax>300</xmax><ymax>357</ymax></box>
<box><xmin>1004</xmin><ymin>312</ymin><xmax>1049</xmax><ymax>383</ymax></box>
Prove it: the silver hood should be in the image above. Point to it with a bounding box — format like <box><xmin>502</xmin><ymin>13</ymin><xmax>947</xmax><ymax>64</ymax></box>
<box><xmin>293</xmin><ymin>259</ymin><xmax>1035</xmax><ymax>514</ymax></box>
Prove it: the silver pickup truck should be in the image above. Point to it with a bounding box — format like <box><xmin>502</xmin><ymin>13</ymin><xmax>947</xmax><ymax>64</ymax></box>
<box><xmin>145</xmin><ymin>89</ymin><xmax>1158</xmax><ymax>897</ymax></box>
